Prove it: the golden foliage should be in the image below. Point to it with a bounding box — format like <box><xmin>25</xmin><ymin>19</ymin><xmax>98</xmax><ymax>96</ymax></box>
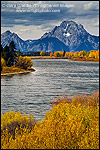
<box><xmin>49</xmin><ymin>49</ymin><xmax>99</xmax><ymax>61</ymax></box>
<box><xmin>1</xmin><ymin>90</ymin><xmax>99</xmax><ymax>149</ymax></box>
<box><xmin>50</xmin><ymin>52</ymin><xmax>53</xmax><ymax>57</ymax></box>
<box><xmin>15</xmin><ymin>56</ymin><xmax>33</xmax><ymax>70</ymax></box>
<box><xmin>53</xmin><ymin>51</ymin><xmax>64</xmax><ymax>57</ymax></box>
<box><xmin>89</xmin><ymin>50</ymin><xmax>99</xmax><ymax>59</ymax></box>
<box><xmin>65</xmin><ymin>52</ymin><xmax>74</xmax><ymax>57</ymax></box>
<box><xmin>40</xmin><ymin>51</ymin><xmax>45</xmax><ymax>56</ymax></box>
<box><xmin>64</xmin><ymin>50</ymin><xmax>99</xmax><ymax>61</ymax></box>
<box><xmin>1</xmin><ymin>57</ymin><xmax>6</xmax><ymax>68</ymax></box>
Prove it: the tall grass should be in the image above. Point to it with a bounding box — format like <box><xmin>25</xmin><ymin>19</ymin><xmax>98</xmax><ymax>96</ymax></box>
<box><xmin>1</xmin><ymin>90</ymin><xmax>99</xmax><ymax>149</ymax></box>
<box><xmin>1</xmin><ymin>66</ymin><xmax>26</xmax><ymax>74</ymax></box>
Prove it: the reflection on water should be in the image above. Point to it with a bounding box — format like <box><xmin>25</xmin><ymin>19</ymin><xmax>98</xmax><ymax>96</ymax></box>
<box><xmin>1</xmin><ymin>59</ymin><xmax>99</xmax><ymax>121</ymax></box>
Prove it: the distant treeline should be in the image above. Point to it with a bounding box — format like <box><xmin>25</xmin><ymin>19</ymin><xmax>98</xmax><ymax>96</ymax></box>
<box><xmin>50</xmin><ymin>50</ymin><xmax>99</xmax><ymax>59</ymax></box>
<box><xmin>22</xmin><ymin>51</ymin><xmax>50</xmax><ymax>56</ymax></box>
<box><xmin>22</xmin><ymin>50</ymin><xmax>99</xmax><ymax>61</ymax></box>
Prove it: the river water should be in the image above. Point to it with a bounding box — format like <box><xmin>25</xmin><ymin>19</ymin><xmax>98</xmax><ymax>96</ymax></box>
<box><xmin>1</xmin><ymin>59</ymin><xmax>99</xmax><ymax>121</ymax></box>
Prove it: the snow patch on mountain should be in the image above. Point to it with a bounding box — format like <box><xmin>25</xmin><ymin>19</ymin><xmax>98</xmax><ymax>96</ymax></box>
<box><xmin>63</xmin><ymin>32</ymin><xmax>71</xmax><ymax>37</ymax></box>
<box><xmin>63</xmin><ymin>24</ymin><xmax>69</xmax><ymax>32</ymax></box>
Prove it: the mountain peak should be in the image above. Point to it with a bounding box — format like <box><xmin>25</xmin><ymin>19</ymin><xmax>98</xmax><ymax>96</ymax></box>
<box><xmin>2</xmin><ymin>30</ymin><xmax>12</xmax><ymax>37</ymax></box>
<box><xmin>5</xmin><ymin>30</ymin><xmax>12</xmax><ymax>34</ymax></box>
<box><xmin>60</xmin><ymin>20</ymin><xmax>77</xmax><ymax>27</ymax></box>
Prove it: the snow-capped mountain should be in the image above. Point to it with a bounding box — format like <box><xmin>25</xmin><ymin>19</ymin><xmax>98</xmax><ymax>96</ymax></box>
<box><xmin>1</xmin><ymin>30</ymin><xmax>69</xmax><ymax>52</ymax></box>
<box><xmin>1</xmin><ymin>30</ymin><xmax>28</xmax><ymax>52</ymax></box>
<box><xmin>1</xmin><ymin>20</ymin><xmax>99</xmax><ymax>52</ymax></box>
<box><xmin>41</xmin><ymin>20</ymin><xmax>99</xmax><ymax>52</ymax></box>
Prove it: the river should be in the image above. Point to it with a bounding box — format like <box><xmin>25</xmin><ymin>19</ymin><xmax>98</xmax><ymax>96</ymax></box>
<box><xmin>1</xmin><ymin>59</ymin><xmax>99</xmax><ymax>121</ymax></box>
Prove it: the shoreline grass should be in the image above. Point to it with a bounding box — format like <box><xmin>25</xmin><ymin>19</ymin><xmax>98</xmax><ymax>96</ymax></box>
<box><xmin>27</xmin><ymin>56</ymin><xmax>65</xmax><ymax>59</ymax></box>
<box><xmin>1</xmin><ymin>66</ymin><xmax>35</xmax><ymax>76</ymax></box>
<box><xmin>68</xmin><ymin>57</ymin><xmax>99</xmax><ymax>62</ymax></box>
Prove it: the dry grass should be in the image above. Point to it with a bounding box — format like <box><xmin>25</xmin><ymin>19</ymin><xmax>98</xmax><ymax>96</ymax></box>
<box><xmin>69</xmin><ymin>57</ymin><xmax>99</xmax><ymax>62</ymax></box>
<box><xmin>27</xmin><ymin>56</ymin><xmax>67</xmax><ymax>59</ymax></box>
<box><xmin>1</xmin><ymin>66</ymin><xmax>35</xmax><ymax>76</ymax></box>
<box><xmin>1</xmin><ymin>66</ymin><xmax>26</xmax><ymax>74</ymax></box>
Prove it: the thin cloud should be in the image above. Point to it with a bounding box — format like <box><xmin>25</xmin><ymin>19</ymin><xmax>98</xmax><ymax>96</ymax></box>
<box><xmin>84</xmin><ymin>2</ymin><xmax>99</xmax><ymax>11</ymax></box>
<box><xmin>1</xmin><ymin>1</ymin><xmax>99</xmax><ymax>39</ymax></box>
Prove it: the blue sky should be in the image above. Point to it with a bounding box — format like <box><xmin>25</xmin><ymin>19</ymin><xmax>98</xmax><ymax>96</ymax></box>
<box><xmin>1</xmin><ymin>1</ymin><xmax>99</xmax><ymax>40</ymax></box>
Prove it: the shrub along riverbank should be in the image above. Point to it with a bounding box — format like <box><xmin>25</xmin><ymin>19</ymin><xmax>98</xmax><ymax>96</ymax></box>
<box><xmin>1</xmin><ymin>66</ymin><xmax>35</xmax><ymax>76</ymax></box>
<box><xmin>1</xmin><ymin>90</ymin><xmax>99</xmax><ymax>149</ymax></box>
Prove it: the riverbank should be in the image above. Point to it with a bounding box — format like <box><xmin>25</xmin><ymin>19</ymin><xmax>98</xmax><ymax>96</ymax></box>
<box><xmin>27</xmin><ymin>56</ymin><xmax>99</xmax><ymax>62</ymax></box>
<box><xmin>68</xmin><ymin>57</ymin><xmax>99</xmax><ymax>62</ymax></box>
<box><xmin>1</xmin><ymin>66</ymin><xmax>35</xmax><ymax>76</ymax></box>
<box><xmin>1</xmin><ymin>71</ymin><xmax>32</xmax><ymax>76</ymax></box>
<box><xmin>28</xmin><ymin>56</ymin><xmax>68</xmax><ymax>59</ymax></box>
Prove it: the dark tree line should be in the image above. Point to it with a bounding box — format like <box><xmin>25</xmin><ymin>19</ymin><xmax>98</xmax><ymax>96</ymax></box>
<box><xmin>22</xmin><ymin>51</ymin><xmax>50</xmax><ymax>56</ymax></box>
<box><xmin>1</xmin><ymin>41</ymin><xmax>22</xmax><ymax>67</ymax></box>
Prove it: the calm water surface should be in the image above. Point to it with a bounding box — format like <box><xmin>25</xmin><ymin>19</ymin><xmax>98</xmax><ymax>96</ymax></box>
<box><xmin>1</xmin><ymin>59</ymin><xmax>99</xmax><ymax>121</ymax></box>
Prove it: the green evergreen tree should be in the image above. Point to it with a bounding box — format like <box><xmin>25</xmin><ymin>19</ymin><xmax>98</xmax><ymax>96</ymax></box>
<box><xmin>63</xmin><ymin>50</ymin><xmax>65</xmax><ymax>57</ymax></box>
<box><xmin>9</xmin><ymin>41</ymin><xmax>17</xmax><ymax>66</ymax></box>
<box><xmin>1</xmin><ymin>44</ymin><xmax>4</xmax><ymax>58</ymax></box>
<box><xmin>2</xmin><ymin>45</ymin><xmax>11</xmax><ymax>66</ymax></box>
<box><xmin>1</xmin><ymin>41</ymin><xmax>17</xmax><ymax>67</ymax></box>
<box><xmin>1</xmin><ymin>44</ymin><xmax>3</xmax><ymax>53</ymax></box>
